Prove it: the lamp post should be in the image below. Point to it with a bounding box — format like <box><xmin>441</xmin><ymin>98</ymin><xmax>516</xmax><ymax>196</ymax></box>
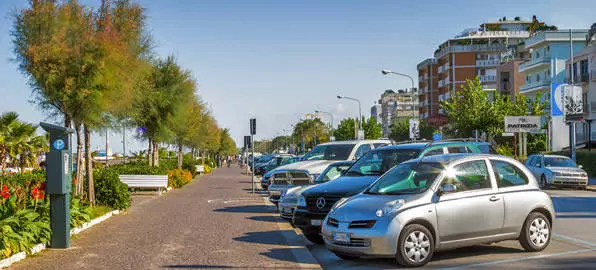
<box><xmin>337</xmin><ymin>95</ymin><xmax>362</xmax><ymax>139</ymax></box>
<box><xmin>381</xmin><ymin>69</ymin><xmax>418</xmax><ymax>119</ymax></box>
<box><xmin>315</xmin><ymin>110</ymin><xmax>334</xmax><ymax>140</ymax></box>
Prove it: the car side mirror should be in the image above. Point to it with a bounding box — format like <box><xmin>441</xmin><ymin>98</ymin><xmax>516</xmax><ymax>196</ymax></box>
<box><xmin>578</xmin><ymin>165</ymin><xmax>583</xmax><ymax>169</ymax></box>
<box><xmin>439</xmin><ymin>184</ymin><xmax>457</xmax><ymax>196</ymax></box>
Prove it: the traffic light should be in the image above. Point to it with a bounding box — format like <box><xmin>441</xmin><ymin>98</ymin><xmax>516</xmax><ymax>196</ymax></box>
<box><xmin>250</xmin><ymin>118</ymin><xmax>256</xmax><ymax>135</ymax></box>
<box><xmin>244</xmin><ymin>135</ymin><xmax>252</xmax><ymax>150</ymax></box>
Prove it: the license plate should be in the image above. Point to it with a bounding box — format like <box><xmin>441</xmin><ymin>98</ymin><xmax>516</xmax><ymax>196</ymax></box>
<box><xmin>282</xmin><ymin>208</ymin><xmax>293</xmax><ymax>214</ymax></box>
<box><xmin>310</xmin><ymin>219</ymin><xmax>322</xmax><ymax>226</ymax></box>
<box><xmin>333</xmin><ymin>232</ymin><xmax>350</xmax><ymax>243</ymax></box>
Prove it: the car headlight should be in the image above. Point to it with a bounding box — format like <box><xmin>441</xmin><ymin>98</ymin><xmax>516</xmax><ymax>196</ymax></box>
<box><xmin>298</xmin><ymin>196</ymin><xmax>306</xmax><ymax>207</ymax></box>
<box><xmin>580</xmin><ymin>172</ymin><xmax>588</xmax><ymax>177</ymax></box>
<box><xmin>552</xmin><ymin>171</ymin><xmax>563</xmax><ymax>176</ymax></box>
<box><xmin>310</xmin><ymin>174</ymin><xmax>321</xmax><ymax>181</ymax></box>
<box><xmin>375</xmin><ymin>199</ymin><xmax>405</xmax><ymax>218</ymax></box>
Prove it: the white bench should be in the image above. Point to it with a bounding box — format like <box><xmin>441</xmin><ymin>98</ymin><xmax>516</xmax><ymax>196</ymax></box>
<box><xmin>195</xmin><ymin>165</ymin><xmax>205</xmax><ymax>174</ymax></box>
<box><xmin>119</xmin><ymin>175</ymin><xmax>168</xmax><ymax>194</ymax></box>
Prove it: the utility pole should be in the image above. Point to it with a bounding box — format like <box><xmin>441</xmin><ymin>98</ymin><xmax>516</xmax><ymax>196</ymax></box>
<box><xmin>569</xmin><ymin>29</ymin><xmax>577</xmax><ymax>162</ymax></box>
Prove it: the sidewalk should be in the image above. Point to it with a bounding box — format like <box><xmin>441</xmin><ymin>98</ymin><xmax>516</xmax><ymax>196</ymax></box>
<box><xmin>11</xmin><ymin>167</ymin><xmax>319</xmax><ymax>269</ymax></box>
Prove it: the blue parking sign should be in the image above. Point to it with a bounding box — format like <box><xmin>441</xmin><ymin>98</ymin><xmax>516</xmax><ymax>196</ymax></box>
<box><xmin>433</xmin><ymin>133</ymin><xmax>441</xmax><ymax>141</ymax></box>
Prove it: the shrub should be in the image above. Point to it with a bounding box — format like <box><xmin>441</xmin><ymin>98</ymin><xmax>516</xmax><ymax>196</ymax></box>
<box><xmin>168</xmin><ymin>169</ymin><xmax>192</xmax><ymax>188</ymax></box>
<box><xmin>204</xmin><ymin>164</ymin><xmax>212</xmax><ymax>174</ymax></box>
<box><xmin>94</xmin><ymin>168</ymin><xmax>131</xmax><ymax>210</ymax></box>
<box><xmin>111</xmin><ymin>161</ymin><xmax>168</xmax><ymax>175</ymax></box>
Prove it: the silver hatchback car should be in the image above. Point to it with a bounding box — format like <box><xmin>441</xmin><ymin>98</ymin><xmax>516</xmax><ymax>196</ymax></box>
<box><xmin>322</xmin><ymin>154</ymin><xmax>555</xmax><ymax>267</ymax></box>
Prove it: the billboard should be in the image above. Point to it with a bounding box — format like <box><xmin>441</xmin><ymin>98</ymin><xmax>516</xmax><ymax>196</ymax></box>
<box><xmin>551</xmin><ymin>83</ymin><xmax>565</xmax><ymax>116</ymax></box>
<box><xmin>504</xmin><ymin>116</ymin><xmax>542</xmax><ymax>133</ymax></box>
<box><xmin>563</xmin><ymin>85</ymin><xmax>584</xmax><ymax>122</ymax></box>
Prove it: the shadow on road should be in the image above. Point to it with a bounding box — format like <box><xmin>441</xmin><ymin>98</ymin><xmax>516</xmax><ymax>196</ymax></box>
<box><xmin>233</xmin><ymin>230</ymin><xmax>294</xmax><ymax>246</ymax></box>
<box><xmin>248</xmin><ymin>215</ymin><xmax>280</xmax><ymax>222</ymax></box>
<box><xmin>163</xmin><ymin>265</ymin><xmax>302</xmax><ymax>269</ymax></box>
<box><xmin>215</xmin><ymin>205</ymin><xmax>275</xmax><ymax>214</ymax></box>
<box><xmin>531</xmin><ymin>256</ymin><xmax>596</xmax><ymax>269</ymax></box>
<box><xmin>259</xmin><ymin>248</ymin><xmax>299</xmax><ymax>263</ymax></box>
<box><xmin>553</xmin><ymin>197</ymin><xmax>596</xmax><ymax>213</ymax></box>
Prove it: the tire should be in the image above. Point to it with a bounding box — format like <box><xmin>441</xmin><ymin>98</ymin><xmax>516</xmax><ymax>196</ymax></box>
<box><xmin>395</xmin><ymin>224</ymin><xmax>435</xmax><ymax>267</ymax></box>
<box><xmin>303</xmin><ymin>231</ymin><xmax>324</xmax><ymax>244</ymax></box>
<box><xmin>519</xmin><ymin>212</ymin><xmax>551</xmax><ymax>252</ymax></box>
<box><xmin>540</xmin><ymin>175</ymin><xmax>549</xmax><ymax>189</ymax></box>
<box><xmin>335</xmin><ymin>253</ymin><xmax>359</xmax><ymax>260</ymax></box>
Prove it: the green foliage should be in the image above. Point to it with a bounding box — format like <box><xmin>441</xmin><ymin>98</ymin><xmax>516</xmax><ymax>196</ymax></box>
<box><xmin>94</xmin><ymin>168</ymin><xmax>131</xmax><ymax>210</ymax></box>
<box><xmin>362</xmin><ymin>117</ymin><xmax>383</xmax><ymax>139</ymax></box>
<box><xmin>334</xmin><ymin>118</ymin><xmax>356</xmax><ymax>141</ymax></box>
<box><xmin>70</xmin><ymin>198</ymin><xmax>91</xmax><ymax>228</ymax></box>
<box><xmin>527</xmin><ymin>134</ymin><xmax>547</xmax><ymax>155</ymax></box>
<box><xmin>292</xmin><ymin>118</ymin><xmax>330</xmax><ymax>149</ymax></box>
<box><xmin>0</xmin><ymin>112</ymin><xmax>48</xmax><ymax>173</ymax></box>
<box><xmin>388</xmin><ymin>120</ymin><xmax>436</xmax><ymax>141</ymax></box>
<box><xmin>496</xmin><ymin>144</ymin><xmax>515</xmax><ymax>157</ymax></box>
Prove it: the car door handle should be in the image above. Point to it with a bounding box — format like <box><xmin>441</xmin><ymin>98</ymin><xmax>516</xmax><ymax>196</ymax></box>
<box><xmin>489</xmin><ymin>196</ymin><xmax>500</xmax><ymax>202</ymax></box>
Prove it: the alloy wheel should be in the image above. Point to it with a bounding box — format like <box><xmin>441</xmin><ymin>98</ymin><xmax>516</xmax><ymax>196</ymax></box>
<box><xmin>403</xmin><ymin>231</ymin><xmax>431</xmax><ymax>263</ymax></box>
<box><xmin>529</xmin><ymin>217</ymin><xmax>550</xmax><ymax>247</ymax></box>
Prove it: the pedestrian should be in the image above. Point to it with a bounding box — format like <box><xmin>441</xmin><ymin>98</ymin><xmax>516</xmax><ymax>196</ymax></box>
<box><xmin>227</xmin><ymin>155</ymin><xmax>232</xmax><ymax>168</ymax></box>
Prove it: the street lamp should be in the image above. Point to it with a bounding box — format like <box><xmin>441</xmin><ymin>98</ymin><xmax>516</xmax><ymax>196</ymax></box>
<box><xmin>381</xmin><ymin>69</ymin><xmax>418</xmax><ymax>119</ymax></box>
<box><xmin>314</xmin><ymin>110</ymin><xmax>334</xmax><ymax>140</ymax></box>
<box><xmin>337</xmin><ymin>95</ymin><xmax>362</xmax><ymax>139</ymax></box>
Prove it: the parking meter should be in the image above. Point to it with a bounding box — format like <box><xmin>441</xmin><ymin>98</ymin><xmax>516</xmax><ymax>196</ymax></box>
<box><xmin>40</xmin><ymin>122</ymin><xmax>74</xmax><ymax>248</ymax></box>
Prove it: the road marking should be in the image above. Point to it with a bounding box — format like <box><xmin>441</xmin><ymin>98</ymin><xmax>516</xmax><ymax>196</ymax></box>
<box><xmin>440</xmin><ymin>248</ymin><xmax>596</xmax><ymax>269</ymax></box>
<box><xmin>553</xmin><ymin>233</ymin><xmax>596</xmax><ymax>247</ymax></box>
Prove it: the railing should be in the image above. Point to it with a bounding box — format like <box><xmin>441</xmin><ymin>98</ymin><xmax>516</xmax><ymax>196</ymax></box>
<box><xmin>520</xmin><ymin>78</ymin><xmax>552</xmax><ymax>92</ymax></box>
<box><xmin>479</xmin><ymin>75</ymin><xmax>496</xmax><ymax>82</ymax></box>
<box><xmin>465</xmin><ymin>30</ymin><xmax>530</xmax><ymax>39</ymax></box>
<box><xmin>518</xmin><ymin>56</ymin><xmax>551</xmax><ymax>72</ymax></box>
<box><xmin>476</xmin><ymin>59</ymin><xmax>500</xmax><ymax>67</ymax></box>
<box><xmin>435</xmin><ymin>44</ymin><xmax>507</xmax><ymax>58</ymax></box>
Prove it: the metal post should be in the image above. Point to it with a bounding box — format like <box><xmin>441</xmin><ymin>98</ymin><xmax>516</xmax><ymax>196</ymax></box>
<box><xmin>251</xmin><ymin>134</ymin><xmax>254</xmax><ymax>195</ymax></box>
<box><xmin>122</xmin><ymin>125</ymin><xmax>126</xmax><ymax>157</ymax></box>
<box><xmin>569</xmin><ymin>29</ymin><xmax>577</xmax><ymax>162</ymax></box>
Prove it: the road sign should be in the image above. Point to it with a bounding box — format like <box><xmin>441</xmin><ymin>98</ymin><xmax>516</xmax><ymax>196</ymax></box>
<box><xmin>249</xmin><ymin>118</ymin><xmax>256</xmax><ymax>135</ymax></box>
<box><xmin>432</xmin><ymin>133</ymin><xmax>441</xmax><ymax>141</ymax></box>
<box><xmin>502</xmin><ymin>132</ymin><xmax>514</xmax><ymax>137</ymax></box>
<box><xmin>357</xmin><ymin>130</ymin><xmax>364</xmax><ymax>140</ymax></box>
<box><xmin>504</xmin><ymin>116</ymin><xmax>541</xmax><ymax>133</ymax></box>
<box><xmin>409</xmin><ymin>119</ymin><xmax>419</xmax><ymax>139</ymax></box>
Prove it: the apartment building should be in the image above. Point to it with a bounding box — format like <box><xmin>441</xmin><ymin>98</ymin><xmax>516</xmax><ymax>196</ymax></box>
<box><xmin>377</xmin><ymin>89</ymin><xmax>418</xmax><ymax>136</ymax></box>
<box><xmin>519</xmin><ymin>29</ymin><xmax>588</xmax><ymax>151</ymax></box>
<box><xmin>433</xmin><ymin>20</ymin><xmax>532</xmax><ymax>106</ymax></box>
<box><xmin>370</xmin><ymin>102</ymin><xmax>382</xmax><ymax>124</ymax></box>
<box><xmin>417</xmin><ymin>58</ymin><xmax>445</xmax><ymax>127</ymax></box>
<box><xmin>565</xmin><ymin>26</ymin><xmax>596</xmax><ymax>147</ymax></box>
<box><xmin>496</xmin><ymin>45</ymin><xmax>530</xmax><ymax>97</ymax></box>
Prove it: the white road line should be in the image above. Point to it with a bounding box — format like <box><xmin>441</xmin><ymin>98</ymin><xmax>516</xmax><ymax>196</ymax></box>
<box><xmin>440</xmin><ymin>248</ymin><xmax>596</xmax><ymax>270</ymax></box>
<box><xmin>553</xmin><ymin>233</ymin><xmax>596</xmax><ymax>247</ymax></box>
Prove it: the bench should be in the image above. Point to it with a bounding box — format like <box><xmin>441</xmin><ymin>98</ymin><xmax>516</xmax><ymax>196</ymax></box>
<box><xmin>119</xmin><ymin>175</ymin><xmax>168</xmax><ymax>194</ymax></box>
<box><xmin>195</xmin><ymin>165</ymin><xmax>205</xmax><ymax>174</ymax></box>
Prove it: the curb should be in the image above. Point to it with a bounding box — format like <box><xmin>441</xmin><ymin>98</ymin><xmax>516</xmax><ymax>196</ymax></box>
<box><xmin>0</xmin><ymin>209</ymin><xmax>121</xmax><ymax>268</ymax></box>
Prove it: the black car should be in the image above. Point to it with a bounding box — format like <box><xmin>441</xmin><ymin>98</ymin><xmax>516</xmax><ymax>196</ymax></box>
<box><xmin>293</xmin><ymin>141</ymin><xmax>494</xmax><ymax>243</ymax></box>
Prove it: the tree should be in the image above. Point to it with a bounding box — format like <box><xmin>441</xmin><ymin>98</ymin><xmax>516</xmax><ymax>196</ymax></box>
<box><xmin>0</xmin><ymin>112</ymin><xmax>47</xmax><ymax>173</ymax></box>
<box><xmin>292</xmin><ymin>118</ymin><xmax>329</xmax><ymax>150</ymax></box>
<box><xmin>334</xmin><ymin>118</ymin><xmax>356</xmax><ymax>141</ymax></box>
<box><xmin>389</xmin><ymin>120</ymin><xmax>410</xmax><ymax>142</ymax></box>
<box><xmin>362</xmin><ymin>116</ymin><xmax>382</xmax><ymax>139</ymax></box>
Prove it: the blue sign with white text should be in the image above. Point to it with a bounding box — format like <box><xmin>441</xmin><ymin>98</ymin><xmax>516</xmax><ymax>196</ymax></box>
<box><xmin>433</xmin><ymin>133</ymin><xmax>441</xmax><ymax>141</ymax></box>
<box><xmin>551</xmin><ymin>83</ymin><xmax>565</xmax><ymax>116</ymax></box>
<box><xmin>53</xmin><ymin>139</ymin><xmax>65</xmax><ymax>150</ymax></box>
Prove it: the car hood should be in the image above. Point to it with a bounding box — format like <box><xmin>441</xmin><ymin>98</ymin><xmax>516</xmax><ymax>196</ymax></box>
<box><xmin>274</xmin><ymin>160</ymin><xmax>335</xmax><ymax>174</ymax></box>
<box><xmin>329</xmin><ymin>193</ymin><xmax>421</xmax><ymax>222</ymax></box>
<box><xmin>547</xmin><ymin>166</ymin><xmax>586</xmax><ymax>174</ymax></box>
<box><xmin>303</xmin><ymin>175</ymin><xmax>379</xmax><ymax>197</ymax></box>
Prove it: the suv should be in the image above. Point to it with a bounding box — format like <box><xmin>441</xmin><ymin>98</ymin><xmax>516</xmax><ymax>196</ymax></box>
<box><xmin>322</xmin><ymin>154</ymin><xmax>554</xmax><ymax>267</ymax></box>
<box><xmin>293</xmin><ymin>140</ymin><xmax>495</xmax><ymax>243</ymax></box>
<box><xmin>267</xmin><ymin>139</ymin><xmax>391</xmax><ymax>204</ymax></box>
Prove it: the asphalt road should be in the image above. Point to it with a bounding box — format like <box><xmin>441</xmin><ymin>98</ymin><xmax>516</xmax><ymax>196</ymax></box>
<box><xmin>11</xmin><ymin>167</ymin><xmax>319</xmax><ymax>270</ymax></box>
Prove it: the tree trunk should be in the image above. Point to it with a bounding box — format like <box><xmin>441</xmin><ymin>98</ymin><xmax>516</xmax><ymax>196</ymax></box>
<box><xmin>148</xmin><ymin>138</ymin><xmax>153</xmax><ymax>167</ymax></box>
<box><xmin>84</xmin><ymin>125</ymin><xmax>95</xmax><ymax>205</ymax></box>
<box><xmin>64</xmin><ymin>114</ymin><xmax>71</xmax><ymax>128</ymax></box>
<box><xmin>75</xmin><ymin>124</ymin><xmax>84</xmax><ymax>196</ymax></box>
<box><xmin>177</xmin><ymin>143</ymin><xmax>183</xmax><ymax>170</ymax></box>
<box><xmin>153</xmin><ymin>141</ymin><xmax>159</xmax><ymax>167</ymax></box>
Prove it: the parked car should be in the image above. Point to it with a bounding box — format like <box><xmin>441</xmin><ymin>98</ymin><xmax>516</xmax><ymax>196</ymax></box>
<box><xmin>255</xmin><ymin>154</ymin><xmax>295</xmax><ymax>175</ymax></box>
<box><xmin>293</xmin><ymin>140</ymin><xmax>496</xmax><ymax>243</ymax></box>
<box><xmin>267</xmin><ymin>139</ymin><xmax>391</xmax><ymax>205</ymax></box>
<box><xmin>525</xmin><ymin>154</ymin><xmax>588</xmax><ymax>189</ymax></box>
<box><xmin>321</xmin><ymin>154</ymin><xmax>555</xmax><ymax>267</ymax></box>
<box><xmin>278</xmin><ymin>161</ymin><xmax>354</xmax><ymax>222</ymax></box>
<box><xmin>261</xmin><ymin>156</ymin><xmax>301</xmax><ymax>189</ymax></box>
<box><xmin>251</xmin><ymin>154</ymin><xmax>274</xmax><ymax>173</ymax></box>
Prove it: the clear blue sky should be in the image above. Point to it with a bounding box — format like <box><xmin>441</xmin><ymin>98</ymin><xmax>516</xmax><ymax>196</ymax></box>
<box><xmin>1</xmin><ymin>0</ymin><xmax>595</xmax><ymax>153</ymax></box>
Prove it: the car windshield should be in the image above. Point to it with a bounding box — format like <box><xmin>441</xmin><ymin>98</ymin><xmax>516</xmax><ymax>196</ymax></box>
<box><xmin>302</xmin><ymin>144</ymin><xmax>355</xmax><ymax>161</ymax></box>
<box><xmin>315</xmin><ymin>163</ymin><xmax>353</xmax><ymax>183</ymax></box>
<box><xmin>258</xmin><ymin>155</ymin><xmax>273</xmax><ymax>163</ymax></box>
<box><xmin>280</xmin><ymin>157</ymin><xmax>295</xmax><ymax>166</ymax></box>
<box><xmin>544</xmin><ymin>157</ymin><xmax>577</xmax><ymax>167</ymax></box>
<box><xmin>346</xmin><ymin>148</ymin><xmax>421</xmax><ymax>176</ymax></box>
<box><xmin>365</xmin><ymin>162</ymin><xmax>443</xmax><ymax>195</ymax></box>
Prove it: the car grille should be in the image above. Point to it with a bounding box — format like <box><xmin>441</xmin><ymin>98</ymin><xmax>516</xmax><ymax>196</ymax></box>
<box><xmin>306</xmin><ymin>196</ymin><xmax>342</xmax><ymax>213</ymax></box>
<box><xmin>325</xmin><ymin>236</ymin><xmax>370</xmax><ymax>247</ymax></box>
<box><xmin>271</xmin><ymin>171</ymin><xmax>311</xmax><ymax>186</ymax></box>
<box><xmin>348</xmin><ymin>220</ymin><xmax>376</xmax><ymax>229</ymax></box>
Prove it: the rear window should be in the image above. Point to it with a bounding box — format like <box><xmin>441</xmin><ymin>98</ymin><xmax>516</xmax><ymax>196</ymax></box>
<box><xmin>477</xmin><ymin>144</ymin><xmax>498</xmax><ymax>154</ymax></box>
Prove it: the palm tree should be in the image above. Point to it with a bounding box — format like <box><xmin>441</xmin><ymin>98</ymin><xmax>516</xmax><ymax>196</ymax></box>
<box><xmin>0</xmin><ymin>112</ymin><xmax>48</xmax><ymax>173</ymax></box>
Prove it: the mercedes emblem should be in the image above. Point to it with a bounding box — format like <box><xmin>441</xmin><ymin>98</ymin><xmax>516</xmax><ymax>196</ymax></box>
<box><xmin>316</xmin><ymin>197</ymin><xmax>326</xmax><ymax>209</ymax></box>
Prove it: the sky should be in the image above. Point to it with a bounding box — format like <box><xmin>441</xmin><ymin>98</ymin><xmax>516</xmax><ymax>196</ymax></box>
<box><xmin>1</xmin><ymin>0</ymin><xmax>595</xmax><ymax>154</ymax></box>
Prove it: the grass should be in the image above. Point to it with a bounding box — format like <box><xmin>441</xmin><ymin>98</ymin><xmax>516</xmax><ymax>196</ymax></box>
<box><xmin>88</xmin><ymin>205</ymin><xmax>113</xmax><ymax>220</ymax></box>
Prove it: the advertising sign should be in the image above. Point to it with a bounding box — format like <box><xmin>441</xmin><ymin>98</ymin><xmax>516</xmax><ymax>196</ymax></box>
<box><xmin>504</xmin><ymin>116</ymin><xmax>542</xmax><ymax>133</ymax></box>
<box><xmin>551</xmin><ymin>83</ymin><xmax>565</xmax><ymax>116</ymax></box>
<box><xmin>563</xmin><ymin>85</ymin><xmax>584</xmax><ymax>122</ymax></box>
<box><xmin>409</xmin><ymin>119</ymin><xmax>419</xmax><ymax>139</ymax></box>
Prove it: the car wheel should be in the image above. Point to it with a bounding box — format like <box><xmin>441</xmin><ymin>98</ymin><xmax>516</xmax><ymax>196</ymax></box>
<box><xmin>519</xmin><ymin>212</ymin><xmax>551</xmax><ymax>252</ymax></box>
<box><xmin>334</xmin><ymin>253</ymin><xmax>359</xmax><ymax>260</ymax></box>
<box><xmin>303</xmin><ymin>231</ymin><xmax>324</xmax><ymax>244</ymax></box>
<box><xmin>540</xmin><ymin>175</ymin><xmax>549</xmax><ymax>189</ymax></box>
<box><xmin>395</xmin><ymin>224</ymin><xmax>434</xmax><ymax>267</ymax></box>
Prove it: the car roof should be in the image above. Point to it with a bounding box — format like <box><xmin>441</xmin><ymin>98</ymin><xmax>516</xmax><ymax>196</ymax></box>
<box><xmin>329</xmin><ymin>160</ymin><xmax>355</xmax><ymax>166</ymax></box>
<box><xmin>542</xmin><ymin>154</ymin><xmax>571</xmax><ymax>159</ymax></box>
<box><xmin>317</xmin><ymin>139</ymin><xmax>391</xmax><ymax>146</ymax></box>
<box><xmin>377</xmin><ymin>141</ymin><xmax>489</xmax><ymax>151</ymax></box>
<box><xmin>406</xmin><ymin>153</ymin><xmax>509</xmax><ymax>165</ymax></box>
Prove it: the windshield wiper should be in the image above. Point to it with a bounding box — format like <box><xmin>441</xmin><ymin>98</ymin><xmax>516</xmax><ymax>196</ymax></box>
<box><xmin>364</xmin><ymin>170</ymin><xmax>383</xmax><ymax>176</ymax></box>
<box><xmin>346</xmin><ymin>171</ymin><xmax>363</xmax><ymax>176</ymax></box>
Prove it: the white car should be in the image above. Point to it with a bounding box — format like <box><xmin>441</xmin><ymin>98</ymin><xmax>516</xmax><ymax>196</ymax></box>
<box><xmin>525</xmin><ymin>154</ymin><xmax>588</xmax><ymax>189</ymax></box>
<box><xmin>268</xmin><ymin>139</ymin><xmax>391</xmax><ymax>204</ymax></box>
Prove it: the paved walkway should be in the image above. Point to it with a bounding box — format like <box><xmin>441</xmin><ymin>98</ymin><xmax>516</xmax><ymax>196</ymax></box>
<box><xmin>12</xmin><ymin>167</ymin><xmax>318</xmax><ymax>269</ymax></box>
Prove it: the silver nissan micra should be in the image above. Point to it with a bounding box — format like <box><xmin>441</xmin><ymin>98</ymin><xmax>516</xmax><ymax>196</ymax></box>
<box><xmin>321</xmin><ymin>154</ymin><xmax>555</xmax><ymax>267</ymax></box>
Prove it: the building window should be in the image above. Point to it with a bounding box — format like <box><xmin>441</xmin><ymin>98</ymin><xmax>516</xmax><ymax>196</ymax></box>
<box><xmin>546</xmin><ymin>45</ymin><xmax>550</xmax><ymax>53</ymax></box>
<box><xmin>580</xmin><ymin>60</ymin><xmax>588</xmax><ymax>82</ymax></box>
<box><xmin>536</xmin><ymin>51</ymin><xmax>540</xmax><ymax>59</ymax></box>
<box><xmin>536</xmin><ymin>74</ymin><xmax>541</xmax><ymax>82</ymax></box>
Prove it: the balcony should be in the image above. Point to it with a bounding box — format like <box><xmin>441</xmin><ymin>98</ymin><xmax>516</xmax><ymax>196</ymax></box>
<box><xmin>476</xmin><ymin>59</ymin><xmax>500</xmax><ymax>67</ymax></box>
<box><xmin>479</xmin><ymin>75</ymin><xmax>496</xmax><ymax>82</ymax></box>
<box><xmin>518</xmin><ymin>56</ymin><xmax>551</xmax><ymax>73</ymax></box>
<box><xmin>435</xmin><ymin>44</ymin><xmax>507</xmax><ymax>58</ymax></box>
<box><xmin>520</xmin><ymin>78</ymin><xmax>552</xmax><ymax>94</ymax></box>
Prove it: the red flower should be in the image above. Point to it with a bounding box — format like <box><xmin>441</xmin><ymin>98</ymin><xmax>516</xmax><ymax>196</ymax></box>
<box><xmin>31</xmin><ymin>186</ymin><xmax>44</xmax><ymax>200</ymax></box>
<box><xmin>40</xmin><ymin>182</ymin><xmax>46</xmax><ymax>190</ymax></box>
<box><xmin>72</xmin><ymin>178</ymin><xmax>77</xmax><ymax>184</ymax></box>
<box><xmin>1</xmin><ymin>185</ymin><xmax>9</xmax><ymax>199</ymax></box>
